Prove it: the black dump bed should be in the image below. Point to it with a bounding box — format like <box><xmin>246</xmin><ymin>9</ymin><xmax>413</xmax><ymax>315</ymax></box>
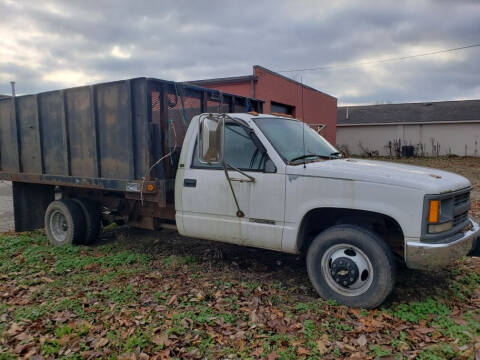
<box><xmin>0</xmin><ymin>77</ymin><xmax>263</xmax><ymax>192</ymax></box>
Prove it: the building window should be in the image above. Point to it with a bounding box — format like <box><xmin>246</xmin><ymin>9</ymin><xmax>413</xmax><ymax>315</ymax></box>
<box><xmin>270</xmin><ymin>101</ymin><xmax>295</xmax><ymax>116</ymax></box>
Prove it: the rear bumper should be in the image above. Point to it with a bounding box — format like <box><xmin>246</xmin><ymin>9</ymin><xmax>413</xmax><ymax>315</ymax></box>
<box><xmin>405</xmin><ymin>217</ymin><xmax>479</xmax><ymax>270</ymax></box>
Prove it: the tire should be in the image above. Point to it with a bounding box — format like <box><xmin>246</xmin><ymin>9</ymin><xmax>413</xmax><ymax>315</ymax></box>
<box><xmin>44</xmin><ymin>200</ymin><xmax>86</xmax><ymax>246</ymax></box>
<box><xmin>306</xmin><ymin>225</ymin><xmax>396</xmax><ymax>309</ymax></box>
<box><xmin>71</xmin><ymin>198</ymin><xmax>101</xmax><ymax>245</ymax></box>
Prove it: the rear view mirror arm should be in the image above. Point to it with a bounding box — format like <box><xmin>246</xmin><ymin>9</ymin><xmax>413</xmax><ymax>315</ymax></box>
<box><xmin>223</xmin><ymin>162</ymin><xmax>243</xmax><ymax>217</ymax></box>
<box><xmin>225</xmin><ymin>162</ymin><xmax>256</xmax><ymax>183</ymax></box>
<box><xmin>222</xmin><ymin>161</ymin><xmax>256</xmax><ymax>218</ymax></box>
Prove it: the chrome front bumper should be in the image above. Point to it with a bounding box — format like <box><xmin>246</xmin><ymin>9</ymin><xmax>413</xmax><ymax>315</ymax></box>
<box><xmin>405</xmin><ymin>217</ymin><xmax>480</xmax><ymax>270</ymax></box>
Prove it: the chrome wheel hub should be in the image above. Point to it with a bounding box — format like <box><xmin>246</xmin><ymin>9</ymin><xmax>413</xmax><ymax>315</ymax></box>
<box><xmin>50</xmin><ymin>210</ymin><xmax>68</xmax><ymax>243</ymax></box>
<box><xmin>321</xmin><ymin>244</ymin><xmax>374</xmax><ymax>296</ymax></box>
<box><xmin>331</xmin><ymin>257</ymin><xmax>359</xmax><ymax>287</ymax></box>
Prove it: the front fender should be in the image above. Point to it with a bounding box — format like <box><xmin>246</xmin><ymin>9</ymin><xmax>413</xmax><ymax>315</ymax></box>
<box><xmin>282</xmin><ymin>176</ymin><xmax>424</xmax><ymax>252</ymax></box>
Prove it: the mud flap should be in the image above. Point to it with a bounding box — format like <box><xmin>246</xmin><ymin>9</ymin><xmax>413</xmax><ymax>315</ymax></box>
<box><xmin>13</xmin><ymin>182</ymin><xmax>54</xmax><ymax>232</ymax></box>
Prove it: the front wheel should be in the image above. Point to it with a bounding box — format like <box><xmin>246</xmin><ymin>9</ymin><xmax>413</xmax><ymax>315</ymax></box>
<box><xmin>307</xmin><ymin>225</ymin><xmax>396</xmax><ymax>308</ymax></box>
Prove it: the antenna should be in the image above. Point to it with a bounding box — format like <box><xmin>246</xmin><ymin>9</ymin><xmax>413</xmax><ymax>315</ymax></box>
<box><xmin>301</xmin><ymin>76</ymin><xmax>306</xmax><ymax>168</ymax></box>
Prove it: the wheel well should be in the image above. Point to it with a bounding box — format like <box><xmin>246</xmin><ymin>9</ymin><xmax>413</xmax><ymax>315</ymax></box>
<box><xmin>297</xmin><ymin>208</ymin><xmax>404</xmax><ymax>256</ymax></box>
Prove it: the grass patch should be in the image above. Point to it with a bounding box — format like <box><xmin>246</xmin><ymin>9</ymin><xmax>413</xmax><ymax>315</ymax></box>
<box><xmin>1</xmin><ymin>223</ymin><xmax>480</xmax><ymax>358</ymax></box>
<box><xmin>162</xmin><ymin>254</ymin><xmax>196</xmax><ymax>267</ymax></box>
<box><xmin>417</xmin><ymin>344</ymin><xmax>457</xmax><ymax>360</ymax></box>
<box><xmin>388</xmin><ymin>298</ymin><xmax>450</xmax><ymax>323</ymax></box>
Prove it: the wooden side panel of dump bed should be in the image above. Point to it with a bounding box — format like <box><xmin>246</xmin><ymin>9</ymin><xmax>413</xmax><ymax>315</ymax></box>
<box><xmin>0</xmin><ymin>78</ymin><xmax>151</xmax><ymax>190</ymax></box>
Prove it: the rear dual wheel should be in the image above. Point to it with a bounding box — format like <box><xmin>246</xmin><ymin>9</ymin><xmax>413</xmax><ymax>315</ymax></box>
<box><xmin>44</xmin><ymin>199</ymin><xmax>101</xmax><ymax>246</ymax></box>
<box><xmin>71</xmin><ymin>198</ymin><xmax>101</xmax><ymax>245</ymax></box>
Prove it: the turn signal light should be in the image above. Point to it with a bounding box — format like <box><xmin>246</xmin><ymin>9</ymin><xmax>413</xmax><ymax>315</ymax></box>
<box><xmin>147</xmin><ymin>184</ymin><xmax>155</xmax><ymax>192</ymax></box>
<box><xmin>428</xmin><ymin>200</ymin><xmax>440</xmax><ymax>223</ymax></box>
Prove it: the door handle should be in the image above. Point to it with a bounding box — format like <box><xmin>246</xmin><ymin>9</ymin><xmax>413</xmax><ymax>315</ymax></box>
<box><xmin>184</xmin><ymin>178</ymin><xmax>197</xmax><ymax>187</ymax></box>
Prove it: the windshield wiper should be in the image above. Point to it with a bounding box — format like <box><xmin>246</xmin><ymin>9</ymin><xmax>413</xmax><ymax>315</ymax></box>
<box><xmin>289</xmin><ymin>152</ymin><xmax>341</xmax><ymax>164</ymax></box>
<box><xmin>288</xmin><ymin>154</ymin><xmax>323</xmax><ymax>164</ymax></box>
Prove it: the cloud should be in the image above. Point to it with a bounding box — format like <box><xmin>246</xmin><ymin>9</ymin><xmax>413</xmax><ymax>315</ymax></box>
<box><xmin>1</xmin><ymin>0</ymin><xmax>479</xmax><ymax>105</ymax></box>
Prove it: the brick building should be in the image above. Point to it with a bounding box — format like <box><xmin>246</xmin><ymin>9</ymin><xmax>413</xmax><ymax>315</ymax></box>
<box><xmin>188</xmin><ymin>65</ymin><xmax>337</xmax><ymax>145</ymax></box>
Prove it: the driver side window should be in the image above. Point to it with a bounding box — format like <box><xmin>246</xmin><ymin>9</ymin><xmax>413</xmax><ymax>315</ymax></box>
<box><xmin>192</xmin><ymin>124</ymin><xmax>265</xmax><ymax>170</ymax></box>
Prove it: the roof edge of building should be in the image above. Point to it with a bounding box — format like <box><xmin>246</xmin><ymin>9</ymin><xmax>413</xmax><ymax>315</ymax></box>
<box><xmin>338</xmin><ymin>119</ymin><xmax>480</xmax><ymax>126</ymax></box>
<box><xmin>338</xmin><ymin>98</ymin><xmax>480</xmax><ymax>109</ymax></box>
<box><xmin>253</xmin><ymin>65</ymin><xmax>337</xmax><ymax>100</ymax></box>
<box><xmin>185</xmin><ymin>75</ymin><xmax>254</xmax><ymax>86</ymax></box>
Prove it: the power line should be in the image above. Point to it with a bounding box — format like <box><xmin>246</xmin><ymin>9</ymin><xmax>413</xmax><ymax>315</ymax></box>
<box><xmin>278</xmin><ymin>43</ymin><xmax>480</xmax><ymax>73</ymax></box>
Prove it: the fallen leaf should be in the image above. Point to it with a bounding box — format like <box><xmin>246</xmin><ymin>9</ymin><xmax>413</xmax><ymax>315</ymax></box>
<box><xmin>251</xmin><ymin>347</ymin><xmax>263</xmax><ymax>357</ymax></box>
<box><xmin>297</xmin><ymin>347</ymin><xmax>310</xmax><ymax>355</ymax></box>
<box><xmin>7</xmin><ymin>323</ymin><xmax>22</xmax><ymax>336</ymax></box>
<box><xmin>167</xmin><ymin>294</ymin><xmax>177</xmax><ymax>305</ymax></box>
<box><xmin>357</xmin><ymin>334</ymin><xmax>367</xmax><ymax>347</ymax></box>
<box><xmin>415</xmin><ymin>327</ymin><xmax>434</xmax><ymax>334</ymax></box>
<box><xmin>153</xmin><ymin>334</ymin><xmax>170</xmax><ymax>347</ymax></box>
<box><xmin>22</xmin><ymin>348</ymin><xmax>37</xmax><ymax>359</ymax></box>
<box><xmin>316</xmin><ymin>339</ymin><xmax>329</xmax><ymax>354</ymax></box>
<box><xmin>267</xmin><ymin>351</ymin><xmax>279</xmax><ymax>360</ymax></box>
<box><xmin>343</xmin><ymin>343</ymin><xmax>356</xmax><ymax>352</ymax></box>
<box><xmin>57</xmin><ymin>335</ymin><xmax>71</xmax><ymax>346</ymax></box>
<box><xmin>348</xmin><ymin>352</ymin><xmax>365</xmax><ymax>360</ymax></box>
<box><xmin>94</xmin><ymin>337</ymin><xmax>109</xmax><ymax>349</ymax></box>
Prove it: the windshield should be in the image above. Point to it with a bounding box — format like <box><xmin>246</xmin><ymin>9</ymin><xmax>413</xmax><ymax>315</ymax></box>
<box><xmin>254</xmin><ymin>117</ymin><xmax>340</xmax><ymax>164</ymax></box>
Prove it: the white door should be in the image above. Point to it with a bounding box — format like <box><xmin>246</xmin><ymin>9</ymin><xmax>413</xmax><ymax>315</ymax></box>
<box><xmin>180</xmin><ymin>123</ymin><xmax>285</xmax><ymax>250</ymax></box>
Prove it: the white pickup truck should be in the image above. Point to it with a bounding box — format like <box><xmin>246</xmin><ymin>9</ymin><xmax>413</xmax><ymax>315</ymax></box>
<box><xmin>175</xmin><ymin>113</ymin><xmax>480</xmax><ymax>308</ymax></box>
<box><xmin>2</xmin><ymin>77</ymin><xmax>478</xmax><ymax>308</ymax></box>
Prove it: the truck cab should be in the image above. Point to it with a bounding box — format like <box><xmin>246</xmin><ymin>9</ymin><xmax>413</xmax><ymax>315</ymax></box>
<box><xmin>175</xmin><ymin>113</ymin><xmax>480</xmax><ymax>308</ymax></box>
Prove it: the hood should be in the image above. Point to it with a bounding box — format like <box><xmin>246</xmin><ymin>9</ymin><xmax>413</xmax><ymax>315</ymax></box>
<box><xmin>287</xmin><ymin>158</ymin><xmax>471</xmax><ymax>194</ymax></box>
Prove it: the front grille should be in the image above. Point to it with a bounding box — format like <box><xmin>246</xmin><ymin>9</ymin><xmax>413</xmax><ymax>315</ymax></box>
<box><xmin>453</xmin><ymin>189</ymin><xmax>470</xmax><ymax>229</ymax></box>
<box><xmin>454</xmin><ymin>211</ymin><xmax>468</xmax><ymax>227</ymax></box>
<box><xmin>454</xmin><ymin>191</ymin><xmax>470</xmax><ymax>206</ymax></box>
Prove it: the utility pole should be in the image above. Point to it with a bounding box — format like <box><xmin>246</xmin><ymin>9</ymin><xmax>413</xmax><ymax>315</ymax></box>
<box><xmin>10</xmin><ymin>81</ymin><xmax>16</xmax><ymax>97</ymax></box>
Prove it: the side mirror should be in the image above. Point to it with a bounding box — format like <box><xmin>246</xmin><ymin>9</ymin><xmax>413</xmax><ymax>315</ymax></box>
<box><xmin>198</xmin><ymin>115</ymin><xmax>224</xmax><ymax>164</ymax></box>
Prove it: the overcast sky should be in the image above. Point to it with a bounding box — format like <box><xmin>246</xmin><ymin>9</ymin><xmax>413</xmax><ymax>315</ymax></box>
<box><xmin>1</xmin><ymin>0</ymin><xmax>479</xmax><ymax>105</ymax></box>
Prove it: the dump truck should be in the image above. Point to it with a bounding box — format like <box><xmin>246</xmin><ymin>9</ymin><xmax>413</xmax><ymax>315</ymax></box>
<box><xmin>1</xmin><ymin>77</ymin><xmax>479</xmax><ymax>308</ymax></box>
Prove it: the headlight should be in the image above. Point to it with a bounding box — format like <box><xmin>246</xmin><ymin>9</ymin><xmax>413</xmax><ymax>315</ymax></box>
<box><xmin>428</xmin><ymin>221</ymin><xmax>453</xmax><ymax>234</ymax></box>
<box><xmin>426</xmin><ymin>198</ymin><xmax>454</xmax><ymax>234</ymax></box>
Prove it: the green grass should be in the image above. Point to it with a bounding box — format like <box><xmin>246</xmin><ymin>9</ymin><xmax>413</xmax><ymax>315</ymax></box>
<box><xmin>369</xmin><ymin>344</ymin><xmax>393</xmax><ymax>358</ymax></box>
<box><xmin>417</xmin><ymin>344</ymin><xmax>457</xmax><ymax>360</ymax></box>
<box><xmin>1</xmin><ymin>230</ymin><xmax>480</xmax><ymax>359</ymax></box>
<box><xmin>387</xmin><ymin>298</ymin><xmax>450</xmax><ymax>323</ymax></box>
<box><xmin>162</xmin><ymin>254</ymin><xmax>196</xmax><ymax>267</ymax></box>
